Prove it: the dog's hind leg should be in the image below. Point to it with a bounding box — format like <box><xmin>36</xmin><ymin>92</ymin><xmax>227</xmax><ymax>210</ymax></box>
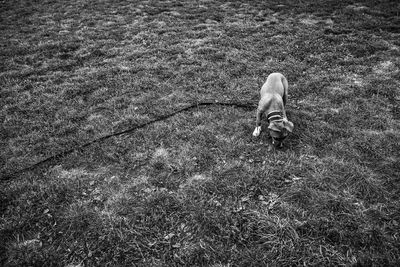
<box><xmin>281</xmin><ymin>75</ymin><xmax>288</xmax><ymax>106</ymax></box>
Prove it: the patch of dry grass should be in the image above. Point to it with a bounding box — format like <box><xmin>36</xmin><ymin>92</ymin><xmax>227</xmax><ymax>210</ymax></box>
<box><xmin>1</xmin><ymin>0</ymin><xmax>400</xmax><ymax>266</ymax></box>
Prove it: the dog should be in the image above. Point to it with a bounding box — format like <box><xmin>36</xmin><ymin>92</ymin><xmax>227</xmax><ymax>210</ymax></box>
<box><xmin>252</xmin><ymin>73</ymin><xmax>294</xmax><ymax>148</ymax></box>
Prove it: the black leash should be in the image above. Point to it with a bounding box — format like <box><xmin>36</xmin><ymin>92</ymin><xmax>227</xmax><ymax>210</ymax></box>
<box><xmin>1</xmin><ymin>100</ymin><xmax>256</xmax><ymax>182</ymax></box>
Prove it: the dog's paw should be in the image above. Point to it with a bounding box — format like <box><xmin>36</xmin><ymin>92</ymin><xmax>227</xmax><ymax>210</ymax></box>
<box><xmin>252</xmin><ymin>127</ymin><xmax>261</xmax><ymax>137</ymax></box>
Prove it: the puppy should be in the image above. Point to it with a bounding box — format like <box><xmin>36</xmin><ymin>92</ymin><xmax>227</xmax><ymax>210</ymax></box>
<box><xmin>252</xmin><ymin>73</ymin><xmax>294</xmax><ymax>148</ymax></box>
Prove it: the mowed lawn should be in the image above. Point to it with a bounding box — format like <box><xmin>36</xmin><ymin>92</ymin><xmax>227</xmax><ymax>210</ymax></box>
<box><xmin>1</xmin><ymin>0</ymin><xmax>399</xmax><ymax>266</ymax></box>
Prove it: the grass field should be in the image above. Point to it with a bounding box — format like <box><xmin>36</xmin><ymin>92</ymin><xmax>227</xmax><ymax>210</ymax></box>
<box><xmin>1</xmin><ymin>0</ymin><xmax>400</xmax><ymax>266</ymax></box>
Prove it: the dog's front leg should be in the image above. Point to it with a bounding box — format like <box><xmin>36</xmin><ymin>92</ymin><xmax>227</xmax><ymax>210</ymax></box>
<box><xmin>253</xmin><ymin>109</ymin><xmax>263</xmax><ymax>137</ymax></box>
<box><xmin>282</xmin><ymin>109</ymin><xmax>287</xmax><ymax>119</ymax></box>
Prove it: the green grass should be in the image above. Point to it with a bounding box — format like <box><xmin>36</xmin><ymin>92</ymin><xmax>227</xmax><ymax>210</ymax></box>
<box><xmin>1</xmin><ymin>0</ymin><xmax>400</xmax><ymax>266</ymax></box>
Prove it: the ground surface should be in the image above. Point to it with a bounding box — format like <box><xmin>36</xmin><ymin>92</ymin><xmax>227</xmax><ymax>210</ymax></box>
<box><xmin>1</xmin><ymin>0</ymin><xmax>400</xmax><ymax>266</ymax></box>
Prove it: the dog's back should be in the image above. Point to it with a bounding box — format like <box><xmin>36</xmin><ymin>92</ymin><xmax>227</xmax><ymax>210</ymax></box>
<box><xmin>260</xmin><ymin>73</ymin><xmax>288</xmax><ymax>102</ymax></box>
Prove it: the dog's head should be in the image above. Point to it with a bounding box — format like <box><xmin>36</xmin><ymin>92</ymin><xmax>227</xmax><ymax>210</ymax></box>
<box><xmin>268</xmin><ymin>118</ymin><xmax>294</xmax><ymax>148</ymax></box>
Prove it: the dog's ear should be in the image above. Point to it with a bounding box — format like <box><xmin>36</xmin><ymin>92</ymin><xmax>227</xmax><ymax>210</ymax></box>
<box><xmin>268</xmin><ymin>121</ymin><xmax>282</xmax><ymax>132</ymax></box>
<box><xmin>283</xmin><ymin>118</ymin><xmax>294</xmax><ymax>133</ymax></box>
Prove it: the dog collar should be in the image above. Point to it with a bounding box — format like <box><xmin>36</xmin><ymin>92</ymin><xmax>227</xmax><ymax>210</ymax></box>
<box><xmin>267</xmin><ymin>111</ymin><xmax>283</xmax><ymax>122</ymax></box>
